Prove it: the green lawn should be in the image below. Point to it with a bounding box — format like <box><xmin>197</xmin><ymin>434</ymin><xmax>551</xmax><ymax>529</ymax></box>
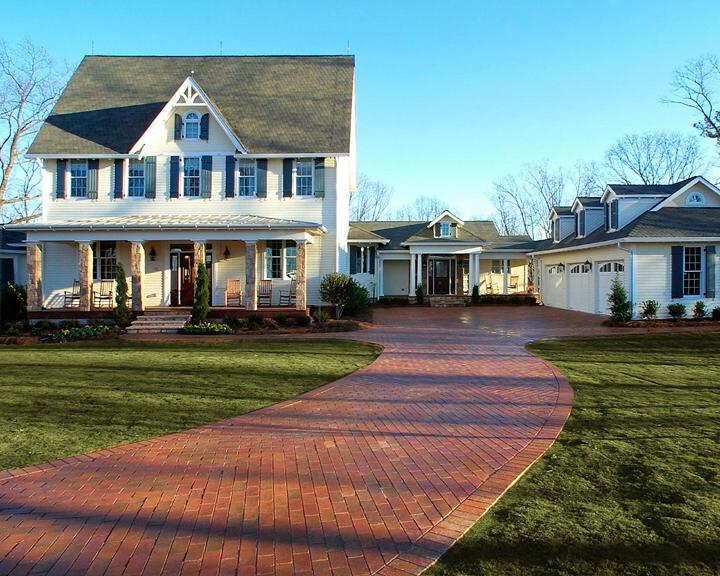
<box><xmin>0</xmin><ymin>339</ymin><xmax>380</xmax><ymax>471</ymax></box>
<box><xmin>428</xmin><ymin>332</ymin><xmax>720</xmax><ymax>576</ymax></box>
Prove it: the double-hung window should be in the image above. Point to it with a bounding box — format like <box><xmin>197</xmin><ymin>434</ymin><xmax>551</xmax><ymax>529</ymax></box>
<box><xmin>264</xmin><ymin>240</ymin><xmax>297</xmax><ymax>279</ymax></box>
<box><xmin>183</xmin><ymin>112</ymin><xmax>200</xmax><ymax>139</ymax></box>
<box><xmin>683</xmin><ymin>247</ymin><xmax>702</xmax><ymax>296</ymax></box>
<box><xmin>295</xmin><ymin>160</ymin><xmax>313</xmax><ymax>196</ymax></box>
<box><xmin>439</xmin><ymin>222</ymin><xmax>451</xmax><ymax>237</ymax></box>
<box><xmin>128</xmin><ymin>160</ymin><xmax>145</xmax><ymax>197</ymax></box>
<box><xmin>93</xmin><ymin>241</ymin><xmax>117</xmax><ymax>281</ymax></box>
<box><xmin>237</xmin><ymin>160</ymin><xmax>256</xmax><ymax>196</ymax></box>
<box><xmin>70</xmin><ymin>160</ymin><xmax>88</xmax><ymax>198</ymax></box>
<box><xmin>183</xmin><ymin>157</ymin><xmax>201</xmax><ymax>197</ymax></box>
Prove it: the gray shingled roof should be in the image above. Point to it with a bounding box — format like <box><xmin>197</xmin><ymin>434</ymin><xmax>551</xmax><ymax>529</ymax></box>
<box><xmin>607</xmin><ymin>177</ymin><xmax>696</xmax><ymax>196</ymax></box>
<box><xmin>29</xmin><ymin>55</ymin><xmax>354</xmax><ymax>155</ymax></box>
<box><xmin>575</xmin><ymin>196</ymin><xmax>603</xmax><ymax>208</ymax></box>
<box><xmin>349</xmin><ymin>221</ymin><xmax>531</xmax><ymax>250</ymax></box>
<box><xmin>532</xmin><ymin>207</ymin><xmax>720</xmax><ymax>253</ymax></box>
<box><xmin>552</xmin><ymin>206</ymin><xmax>573</xmax><ymax>216</ymax></box>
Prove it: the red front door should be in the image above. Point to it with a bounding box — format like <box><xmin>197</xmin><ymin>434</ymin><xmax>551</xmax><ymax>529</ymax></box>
<box><xmin>170</xmin><ymin>246</ymin><xmax>195</xmax><ymax>306</ymax></box>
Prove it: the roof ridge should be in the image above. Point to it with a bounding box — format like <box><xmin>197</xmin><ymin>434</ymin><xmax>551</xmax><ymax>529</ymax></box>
<box><xmin>85</xmin><ymin>54</ymin><xmax>355</xmax><ymax>59</ymax></box>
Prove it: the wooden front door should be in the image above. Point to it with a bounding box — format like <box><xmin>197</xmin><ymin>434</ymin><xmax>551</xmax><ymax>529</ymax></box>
<box><xmin>170</xmin><ymin>246</ymin><xmax>195</xmax><ymax>306</ymax></box>
<box><xmin>432</xmin><ymin>258</ymin><xmax>451</xmax><ymax>295</ymax></box>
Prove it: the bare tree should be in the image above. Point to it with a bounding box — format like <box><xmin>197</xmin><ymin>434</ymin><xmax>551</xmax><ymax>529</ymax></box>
<box><xmin>350</xmin><ymin>174</ymin><xmax>393</xmax><ymax>221</ymax></box>
<box><xmin>668</xmin><ymin>55</ymin><xmax>720</xmax><ymax>144</ymax></box>
<box><xmin>569</xmin><ymin>160</ymin><xmax>605</xmax><ymax>197</ymax></box>
<box><xmin>492</xmin><ymin>191</ymin><xmax>520</xmax><ymax>236</ymax></box>
<box><xmin>0</xmin><ymin>40</ymin><xmax>65</xmax><ymax>224</ymax></box>
<box><xmin>604</xmin><ymin>132</ymin><xmax>705</xmax><ymax>185</ymax></box>
<box><xmin>393</xmin><ymin>195</ymin><xmax>448</xmax><ymax>221</ymax></box>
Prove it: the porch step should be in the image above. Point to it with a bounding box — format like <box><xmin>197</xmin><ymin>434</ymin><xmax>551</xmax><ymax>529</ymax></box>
<box><xmin>126</xmin><ymin>311</ymin><xmax>190</xmax><ymax>334</ymax></box>
<box><xmin>428</xmin><ymin>296</ymin><xmax>467</xmax><ymax>308</ymax></box>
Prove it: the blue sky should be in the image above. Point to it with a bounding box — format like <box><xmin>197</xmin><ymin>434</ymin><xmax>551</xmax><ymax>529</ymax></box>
<box><xmin>4</xmin><ymin>0</ymin><xmax>719</xmax><ymax>216</ymax></box>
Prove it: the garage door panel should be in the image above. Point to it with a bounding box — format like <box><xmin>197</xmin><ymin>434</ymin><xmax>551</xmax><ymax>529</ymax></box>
<box><xmin>568</xmin><ymin>262</ymin><xmax>592</xmax><ymax>313</ymax></box>
<box><xmin>598</xmin><ymin>261</ymin><xmax>625</xmax><ymax>314</ymax></box>
<box><xmin>543</xmin><ymin>265</ymin><xmax>565</xmax><ymax>309</ymax></box>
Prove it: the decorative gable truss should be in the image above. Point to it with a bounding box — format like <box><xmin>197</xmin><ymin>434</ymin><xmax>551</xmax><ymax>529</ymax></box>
<box><xmin>130</xmin><ymin>75</ymin><xmax>246</xmax><ymax>156</ymax></box>
<box><xmin>651</xmin><ymin>176</ymin><xmax>720</xmax><ymax>210</ymax></box>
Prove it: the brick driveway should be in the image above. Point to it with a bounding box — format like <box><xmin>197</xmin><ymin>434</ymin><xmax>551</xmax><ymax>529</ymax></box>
<box><xmin>0</xmin><ymin>307</ymin><xmax>598</xmax><ymax>576</ymax></box>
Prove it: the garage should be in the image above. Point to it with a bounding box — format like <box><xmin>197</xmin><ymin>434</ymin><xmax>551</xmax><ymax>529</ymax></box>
<box><xmin>382</xmin><ymin>260</ymin><xmax>410</xmax><ymax>296</ymax></box>
<box><xmin>597</xmin><ymin>261</ymin><xmax>625</xmax><ymax>314</ymax></box>
<box><xmin>568</xmin><ymin>262</ymin><xmax>592</xmax><ymax>312</ymax></box>
<box><xmin>542</xmin><ymin>265</ymin><xmax>565</xmax><ymax>308</ymax></box>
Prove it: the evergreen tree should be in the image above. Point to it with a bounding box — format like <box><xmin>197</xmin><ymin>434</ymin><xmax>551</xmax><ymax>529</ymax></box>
<box><xmin>191</xmin><ymin>261</ymin><xmax>210</xmax><ymax>324</ymax></box>
<box><xmin>113</xmin><ymin>263</ymin><xmax>132</xmax><ymax>326</ymax></box>
<box><xmin>608</xmin><ymin>275</ymin><xmax>632</xmax><ymax>323</ymax></box>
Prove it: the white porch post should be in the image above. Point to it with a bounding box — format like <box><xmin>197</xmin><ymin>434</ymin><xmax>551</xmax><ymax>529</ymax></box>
<box><xmin>245</xmin><ymin>241</ymin><xmax>258</xmax><ymax>310</ymax></box>
<box><xmin>416</xmin><ymin>253</ymin><xmax>423</xmax><ymax>291</ymax></box>
<box><xmin>295</xmin><ymin>240</ymin><xmax>307</xmax><ymax>311</ymax></box>
<box><xmin>78</xmin><ymin>241</ymin><xmax>93</xmax><ymax>311</ymax></box>
<box><xmin>503</xmin><ymin>258</ymin><xmax>509</xmax><ymax>295</ymax></box>
<box><xmin>469</xmin><ymin>254</ymin><xmax>476</xmax><ymax>290</ymax></box>
<box><xmin>130</xmin><ymin>242</ymin><xmax>145</xmax><ymax>312</ymax></box>
<box><xmin>376</xmin><ymin>254</ymin><xmax>383</xmax><ymax>298</ymax></box>
<box><xmin>410</xmin><ymin>251</ymin><xmax>417</xmax><ymax>295</ymax></box>
<box><xmin>26</xmin><ymin>243</ymin><xmax>43</xmax><ymax>312</ymax></box>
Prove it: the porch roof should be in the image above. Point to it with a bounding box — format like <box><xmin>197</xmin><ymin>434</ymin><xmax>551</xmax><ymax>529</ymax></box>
<box><xmin>9</xmin><ymin>214</ymin><xmax>326</xmax><ymax>233</ymax></box>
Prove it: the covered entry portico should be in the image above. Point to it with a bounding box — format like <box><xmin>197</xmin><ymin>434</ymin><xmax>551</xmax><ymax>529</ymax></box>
<box><xmin>17</xmin><ymin>215</ymin><xmax>325</xmax><ymax>316</ymax></box>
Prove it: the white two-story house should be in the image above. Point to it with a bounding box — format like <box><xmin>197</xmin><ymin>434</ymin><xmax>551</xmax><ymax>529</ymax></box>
<box><xmin>13</xmin><ymin>55</ymin><xmax>355</xmax><ymax>318</ymax></box>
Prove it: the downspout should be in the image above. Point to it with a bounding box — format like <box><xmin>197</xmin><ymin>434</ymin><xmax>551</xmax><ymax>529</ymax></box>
<box><xmin>616</xmin><ymin>242</ymin><xmax>635</xmax><ymax>318</ymax></box>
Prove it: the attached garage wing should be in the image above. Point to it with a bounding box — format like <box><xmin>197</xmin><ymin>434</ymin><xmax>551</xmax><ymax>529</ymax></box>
<box><xmin>597</xmin><ymin>261</ymin><xmax>625</xmax><ymax>315</ymax></box>
<box><xmin>542</xmin><ymin>265</ymin><xmax>565</xmax><ymax>309</ymax></box>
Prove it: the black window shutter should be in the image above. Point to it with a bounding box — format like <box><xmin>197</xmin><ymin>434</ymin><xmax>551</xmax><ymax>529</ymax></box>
<box><xmin>604</xmin><ymin>203</ymin><xmax>609</xmax><ymax>230</ymax></box>
<box><xmin>225</xmin><ymin>156</ymin><xmax>235</xmax><ymax>198</ymax></box>
<box><xmin>579</xmin><ymin>213</ymin><xmax>585</xmax><ymax>236</ymax></box>
<box><xmin>87</xmin><ymin>159</ymin><xmax>99</xmax><ymax>199</ymax></box>
<box><xmin>256</xmin><ymin>159</ymin><xmax>267</xmax><ymax>198</ymax></box>
<box><xmin>201</xmin><ymin>156</ymin><xmax>212</xmax><ymax>198</ymax></box>
<box><xmin>282</xmin><ymin>159</ymin><xmax>293</xmax><ymax>198</ymax></box>
<box><xmin>0</xmin><ymin>258</ymin><xmax>14</xmax><ymax>285</ymax></box>
<box><xmin>575</xmin><ymin>214</ymin><xmax>579</xmax><ymax>236</ymax></box>
<box><xmin>55</xmin><ymin>160</ymin><xmax>66</xmax><ymax>199</ymax></box>
<box><xmin>671</xmin><ymin>245</ymin><xmax>684</xmax><ymax>298</ymax></box>
<box><xmin>611</xmin><ymin>200</ymin><xmax>619</xmax><ymax>230</ymax></box>
<box><xmin>314</xmin><ymin>158</ymin><xmax>325</xmax><ymax>197</ymax></box>
<box><xmin>369</xmin><ymin>247</ymin><xmax>376</xmax><ymax>274</ymax></box>
<box><xmin>200</xmin><ymin>113</ymin><xmax>209</xmax><ymax>140</ymax></box>
<box><xmin>169</xmin><ymin>156</ymin><xmax>180</xmax><ymax>198</ymax></box>
<box><xmin>349</xmin><ymin>246</ymin><xmax>357</xmax><ymax>274</ymax></box>
<box><xmin>174</xmin><ymin>114</ymin><xmax>182</xmax><ymax>140</ymax></box>
<box><xmin>434</xmin><ymin>223</ymin><xmax>441</xmax><ymax>237</ymax></box>
<box><xmin>113</xmin><ymin>159</ymin><xmax>124</xmax><ymax>199</ymax></box>
<box><xmin>706</xmin><ymin>245</ymin><xmax>716</xmax><ymax>298</ymax></box>
<box><xmin>144</xmin><ymin>157</ymin><xmax>156</xmax><ymax>198</ymax></box>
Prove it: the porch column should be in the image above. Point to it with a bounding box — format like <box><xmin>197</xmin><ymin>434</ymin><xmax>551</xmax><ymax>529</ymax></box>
<box><xmin>410</xmin><ymin>252</ymin><xmax>416</xmax><ymax>295</ymax></box>
<box><xmin>193</xmin><ymin>242</ymin><xmax>205</xmax><ymax>274</ymax></box>
<box><xmin>469</xmin><ymin>254</ymin><xmax>476</xmax><ymax>290</ymax></box>
<box><xmin>130</xmin><ymin>242</ymin><xmax>145</xmax><ymax>311</ymax></box>
<box><xmin>295</xmin><ymin>240</ymin><xmax>307</xmax><ymax>310</ymax></box>
<box><xmin>503</xmin><ymin>258</ymin><xmax>509</xmax><ymax>295</ymax></box>
<box><xmin>245</xmin><ymin>241</ymin><xmax>258</xmax><ymax>310</ymax></box>
<box><xmin>26</xmin><ymin>243</ymin><xmax>43</xmax><ymax>312</ymax></box>
<box><xmin>78</xmin><ymin>241</ymin><xmax>93</xmax><ymax>311</ymax></box>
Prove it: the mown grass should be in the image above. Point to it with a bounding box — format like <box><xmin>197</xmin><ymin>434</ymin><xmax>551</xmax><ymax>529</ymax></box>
<box><xmin>0</xmin><ymin>339</ymin><xmax>380</xmax><ymax>471</ymax></box>
<box><xmin>428</xmin><ymin>332</ymin><xmax>720</xmax><ymax>576</ymax></box>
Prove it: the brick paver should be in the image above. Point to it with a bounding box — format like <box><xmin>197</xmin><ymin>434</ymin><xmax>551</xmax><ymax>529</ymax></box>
<box><xmin>0</xmin><ymin>307</ymin><xmax>607</xmax><ymax>575</ymax></box>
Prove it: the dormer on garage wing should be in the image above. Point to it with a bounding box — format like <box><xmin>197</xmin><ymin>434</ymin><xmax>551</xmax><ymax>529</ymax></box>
<box><xmin>549</xmin><ymin>206</ymin><xmax>574</xmax><ymax>243</ymax></box>
<box><xmin>570</xmin><ymin>196</ymin><xmax>604</xmax><ymax>238</ymax></box>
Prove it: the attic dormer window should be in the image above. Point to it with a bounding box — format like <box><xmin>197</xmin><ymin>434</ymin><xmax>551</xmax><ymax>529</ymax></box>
<box><xmin>439</xmin><ymin>222</ymin><xmax>451</xmax><ymax>237</ymax></box>
<box><xmin>687</xmin><ymin>192</ymin><xmax>705</xmax><ymax>206</ymax></box>
<box><xmin>183</xmin><ymin>112</ymin><xmax>200</xmax><ymax>139</ymax></box>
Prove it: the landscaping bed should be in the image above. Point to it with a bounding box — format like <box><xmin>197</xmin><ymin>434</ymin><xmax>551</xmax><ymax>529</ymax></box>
<box><xmin>0</xmin><ymin>339</ymin><xmax>380</xmax><ymax>471</ymax></box>
<box><xmin>428</xmin><ymin>332</ymin><xmax>720</xmax><ymax>576</ymax></box>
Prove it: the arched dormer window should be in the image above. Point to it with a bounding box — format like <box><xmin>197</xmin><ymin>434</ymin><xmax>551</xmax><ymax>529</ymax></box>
<box><xmin>686</xmin><ymin>191</ymin><xmax>705</xmax><ymax>206</ymax></box>
<box><xmin>183</xmin><ymin>112</ymin><xmax>200</xmax><ymax>139</ymax></box>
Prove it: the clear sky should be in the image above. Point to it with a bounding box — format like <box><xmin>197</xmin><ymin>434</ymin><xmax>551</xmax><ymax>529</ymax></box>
<box><xmin>4</xmin><ymin>0</ymin><xmax>719</xmax><ymax>217</ymax></box>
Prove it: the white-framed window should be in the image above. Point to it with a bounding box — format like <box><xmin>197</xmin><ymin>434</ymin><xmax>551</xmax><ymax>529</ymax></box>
<box><xmin>237</xmin><ymin>160</ymin><xmax>256</xmax><ymax>196</ymax></box>
<box><xmin>264</xmin><ymin>240</ymin><xmax>297</xmax><ymax>280</ymax></box>
<box><xmin>70</xmin><ymin>160</ymin><xmax>88</xmax><ymax>198</ymax></box>
<box><xmin>439</xmin><ymin>222</ymin><xmax>451</xmax><ymax>237</ymax></box>
<box><xmin>295</xmin><ymin>160</ymin><xmax>313</xmax><ymax>196</ymax></box>
<box><xmin>183</xmin><ymin>157</ymin><xmax>201</xmax><ymax>197</ymax></box>
<box><xmin>352</xmin><ymin>246</ymin><xmax>372</xmax><ymax>273</ymax></box>
<box><xmin>128</xmin><ymin>160</ymin><xmax>145</xmax><ymax>197</ymax></box>
<box><xmin>93</xmin><ymin>241</ymin><xmax>117</xmax><ymax>281</ymax></box>
<box><xmin>570</xmin><ymin>263</ymin><xmax>590</xmax><ymax>274</ymax></box>
<box><xmin>686</xmin><ymin>192</ymin><xmax>705</xmax><ymax>206</ymax></box>
<box><xmin>599</xmin><ymin>262</ymin><xmax>624</xmax><ymax>273</ymax></box>
<box><xmin>491</xmin><ymin>260</ymin><xmax>508</xmax><ymax>274</ymax></box>
<box><xmin>683</xmin><ymin>246</ymin><xmax>703</xmax><ymax>296</ymax></box>
<box><xmin>183</xmin><ymin>112</ymin><xmax>200</xmax><ymax>139</ymax></box>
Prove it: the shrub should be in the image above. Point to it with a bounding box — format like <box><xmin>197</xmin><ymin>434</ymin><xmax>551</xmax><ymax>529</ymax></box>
<box><xmin>262</xmin><ymin>317</ymin><xmax>279</xmax><ymax>330</ymax></box>
<box><xmin>693</xmin><ymin>301</ymin><xmax>707</xmax><ymax>319</ymax></box>
<box><xmin>0</xmin><ymin>282</ymin><xmax>26</xmax><ymax>327</ymax></box>
<box><xmin>608</xmin><ymin>276</ymin><xmax>632</xmax><ymax>323</ymax></box>
<box><xmin>273</xmin><ymin>314</ymin><xmax>288</xmax><ymax>326</ymax></box>
<box><xmin>295</xmin><ymin>314</ymin><xmax>311</xmax><ymax>327</ymax></box>
<box><xmin>712</xmin><ymin>306</ymin><xmax>720</xmax><ymax>321</ymax></box>
<box><xmin>471</xmin><ymin>285</ymin><xmax>480</xmax><ymax>305</ymax></box>
<box><xmin>31</xmin><ymin>319</ymin><xmax>55</xmax><ymax>336</ymax></box>
<box><xmin>320</xmin><ymin>273</ymin><xmax>354</xmax><ymax>319</ymax></box>
<box><xmin>191</xmin><ymin>262</ymin><xmax>210</xmax><ymax>324</ymax></box>
<box><xmin>223</xmin><ymin>315</ymin><xmax>246</xmax><ymax>332</ymax></box>
<box><xmin>667</xmin><ymin>303</ymin><xmax>686</xmax><ymax>321</ymax></box>
<box><xmin>42</xmin><ymin>324</ymin><xmax>122</xmax><ymax>342</ymax></box>
<box><xmin>247</xmin><ymin>313</ymin><xmax>263</xmax><ymax>326</ymax></box>
<box><xmin>415</xmin><ymin>283</ymin><xmax>425</xmax><ymax>304</ymax></box>
<box><xmin>314</xmin><ymin>308</ymin><xmax>331</xmax><ymax>324</ymax></box>
<box><xmin>180</xmin><ymin>322</ymin><xmax>231</xmax><ymax>335</ymax></box>
<box><xmin>113</xmin><ymin>263</ymin><xmax>132</xmax><ymax>327</ymax></box>
<box><xmin>4</xmin><ymin>320</ymin><xmax>25</xmax><ymax>336</ymax></box>
<box><xmin>639</xmin><ymin>300</ymin><xmax>659</xmax><ymax>320</ymax></box>
<box><xmin>345</xmin><ymin>282</ymin><xmax>369</xmax><ymax>316</ymax></box>
<box><xmin>320</xmin><ymin>319</ymin><xmax>361</xmax><ymax>332</ymax></box>
<box><xmin>58</xmin><ymin>319</ymin><xmax>80</xmax><ymax>330</ymax></box>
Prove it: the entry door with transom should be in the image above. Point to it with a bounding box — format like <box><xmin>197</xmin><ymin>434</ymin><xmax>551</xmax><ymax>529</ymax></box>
<box><xmin>170</xmin><ymin>245</ymin><xmax>195</xmax><ymax>306</ymax></box>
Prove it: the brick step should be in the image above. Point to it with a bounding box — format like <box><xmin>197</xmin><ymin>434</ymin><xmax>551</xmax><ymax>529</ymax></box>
<box><xmin>131</xmin><ymin>316</ymin><xmax>189</xmax><ymax>323</ymax></box>
<box><xmin>428</xmin><ymin>297</ymin><xmax>467</xmax><ymax>308</ymax></box>
<box><xmin>127</xmin><ymin>312</ymin><xmax>190</xmax><ymax>334</ymax></box>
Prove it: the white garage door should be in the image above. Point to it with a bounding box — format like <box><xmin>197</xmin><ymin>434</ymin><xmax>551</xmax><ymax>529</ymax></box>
<box><xmin>597</xmin><ymin>261</ymin><xmax>625</xmax><ymax>314</ymax></box>
<box><xmin>568</xmin><ymin>263</ymin><xmax>592</xmax><ymax>312</ymax></box>
<box><xmin>542</xmin><ymin>265</ymin><xmax>565</xmax><ymax>308</ymax></box>
<box><xmin>382</xmin><ymin>260</ymin><xmax>410</xmax><ymax>296</ymax></box>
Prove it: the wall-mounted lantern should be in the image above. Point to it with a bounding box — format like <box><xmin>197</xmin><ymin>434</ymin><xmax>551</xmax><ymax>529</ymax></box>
<box><xmin>149</xmin><ymin>247</ymin><xmax>157</xmax><ymax>261</ymax></box>
<box><xmin>223</xmin><ymin>246</ymin><xmax>231</xmax><ymax>260</ymax></box>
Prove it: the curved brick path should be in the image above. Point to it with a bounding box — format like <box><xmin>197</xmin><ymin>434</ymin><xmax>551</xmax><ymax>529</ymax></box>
<box><xmin>0</xmin><ymin>307</ymin><xmax>589</xmax><ymax>576</ymax></box>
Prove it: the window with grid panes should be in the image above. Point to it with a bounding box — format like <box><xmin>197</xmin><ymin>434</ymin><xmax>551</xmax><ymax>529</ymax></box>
<box><xmin>683</xmin><ymin>247</ymin><xmax>702</xmax><ymax>296</ymax></box>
